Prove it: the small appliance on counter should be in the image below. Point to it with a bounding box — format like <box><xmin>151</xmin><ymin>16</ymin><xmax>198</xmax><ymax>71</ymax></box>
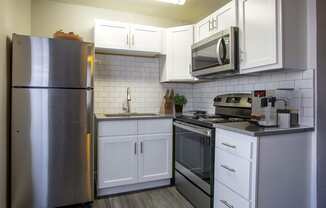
<box><xmin>251</xmin><ymin>89</ymin><xmax>299</xmax><ymax>127</ymax></box>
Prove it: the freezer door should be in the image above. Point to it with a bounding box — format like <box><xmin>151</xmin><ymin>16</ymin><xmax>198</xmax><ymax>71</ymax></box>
<box><xmin>12</xmin><ymin>34</ymin><xmax>94</xmax><ymax>88</ymax></box>
<box><xmin>11</xmin><ymin>88</ymin><xmax>93</xmax><ymax>208</ymax></box>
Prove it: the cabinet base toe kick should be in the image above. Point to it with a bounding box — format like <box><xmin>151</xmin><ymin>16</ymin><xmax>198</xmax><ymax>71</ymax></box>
<box><xmin>97</xmin><ymin>179</ymin><xmax>171</xmax><ymax>197</ymax></box>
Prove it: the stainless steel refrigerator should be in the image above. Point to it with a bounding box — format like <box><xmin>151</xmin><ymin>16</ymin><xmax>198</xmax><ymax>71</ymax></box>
<box><xmin>11</xmin><ymin>34</ymin><xmax>94</xmax><ymax>208</ymax></box>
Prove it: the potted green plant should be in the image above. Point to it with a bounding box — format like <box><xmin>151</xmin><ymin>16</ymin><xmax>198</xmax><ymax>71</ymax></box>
<box><xmin>174</xmin><ymin>94</ymin><xmax>187</xmax><ymax>113</ymax></box>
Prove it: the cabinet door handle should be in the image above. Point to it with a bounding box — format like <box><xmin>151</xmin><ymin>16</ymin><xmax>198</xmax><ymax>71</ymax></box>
<box><xmin>127</xmin><ymin>34</ymin><xmax>129</xmax><ymax>45</ymax></box>
<box><xmin>221</xmin><ymin>164</ymin><xmax>236</xmax><ymax>173</ymax></box>
<box><xmin>220</xmin><ymin>200</ymin><xmax>234</xmax><ymax>208</ymax></box>
<box><xmin>240</xmin><ymin>50</ymin><xmax>246</xmax><ymax>62</ymax></box>
<box><xmin>132</xmin><ymin>34</ymin><xmax>135</xmax><ymax>46</ymax></box>
<box><xmin>221</xmin><ymin>142</ymin><xmax>237</xmax><ymax>149</ymax></box>
<box><xmin>134</xmin><ymin>142</ymin><xmax>137</xmax><ymax>155</ymax></box>
<box><xmin>208</xmin><ymin>20</ymin><xmax>211</xmax><ymax>31</ymax></box>
<box><xmin>189</xmin><ymin>64</ymin><xmax>192</xmax><ymax>74</ymax></box>
<box><xmin>213</xmin><ymin>18</ymin><xmax>217</xmax><ymax>29</ymax></box>
<box><xmin>140</xmin><ymin>142</ymin><xmax>143</xmax><ymax>154</ymax></box>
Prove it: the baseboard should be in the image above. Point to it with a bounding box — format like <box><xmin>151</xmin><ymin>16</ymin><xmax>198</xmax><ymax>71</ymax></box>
<box><xmin>97</xmin><ymin>179</ymin><xmax>171</xmax><ymax>197</ymax></box>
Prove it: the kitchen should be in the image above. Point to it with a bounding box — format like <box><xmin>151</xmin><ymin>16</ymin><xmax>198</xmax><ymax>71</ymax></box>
<box><xmin>0</xmin><ymin>0</ymin><xmax>324</xmax><ymax>208</ymax></box>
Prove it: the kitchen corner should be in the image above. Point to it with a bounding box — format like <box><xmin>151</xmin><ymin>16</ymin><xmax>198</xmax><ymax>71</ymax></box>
<box><xmin>4</xmin><ymin>0</ymin><xmax>320</xmax><ymax>208</ymax></box>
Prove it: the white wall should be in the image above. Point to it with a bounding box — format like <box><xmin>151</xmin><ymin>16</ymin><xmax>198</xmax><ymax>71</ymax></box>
<box><xmin>0</xmin><ymin>0</ymin><xmax>31</xmax><ymax>206</ymax></box>
<box><xmin>316</xmin><ymin>0</ymin><xmax>326</xmax><ymax>207</ymax></box>
<box><xmin>306</xmin><ymin>0</ymin><xmax>317</xmax><ymax>207</ymax></box>
<box><xmin>31</xmin><ymin>0</ymin><xmax>188</xmax><ymax>42</ymax></box>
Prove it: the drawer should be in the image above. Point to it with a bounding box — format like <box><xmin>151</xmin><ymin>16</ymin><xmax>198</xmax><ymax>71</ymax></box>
<box><xmin>214</xmin><ymin>181</ymin><xmax>250</xmax><ymax>208</ymax></box>
<box><xmin>98</xmin><ymin>120</ymin><xmax>138</xmax><ymax>137</ymax></box>
<box><xmin>215</xmin><ymin>149</ymin><xmax>252</xmax><ymax>200</ymax></box>
<box><xmin>216</xmin><ymin>129</ymin><xmax>255</xmax><ymax>159</ymax></box>
<box><xmin>138</xmin><ymin>119</ymin><xmax>172</xmax><ymax>135</ymax></box>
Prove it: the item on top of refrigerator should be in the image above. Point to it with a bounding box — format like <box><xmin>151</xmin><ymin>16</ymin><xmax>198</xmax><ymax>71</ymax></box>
<box><xmin>54</xmin><ymin>30</ymin><xmax>83</xmax><ymax>41</ymax></box>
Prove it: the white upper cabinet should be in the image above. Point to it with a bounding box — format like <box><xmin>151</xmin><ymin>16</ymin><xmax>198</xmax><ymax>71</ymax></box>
<box><xmin>160</xmin><ymin>25</ymin><xmax>196</xmax><ymax>82</ymax></box>
<box><xmin>195</xmin><ymin>1</ymin><xmax>237</xmax><ymax>43</ymax></box>
<box><xmin>238</xmin><ymin>0</ymin><xmax>279</xmax><ymax>72</ymax></box>
<box><xmin>213</xmin><ymin>0</ymin><xmax>238</xmax><ymax>33</ymax></box>
<box><xmin>195</xmin><ymin>15</ymin><xmax>212</xmax><ymax>43</ymax></box>
<box><xmin>238</xmin><ymin>0</ymin><xmax>307</xmax><ymax>73</ymax></box>
<box><xmin>94</xmin><ymin>20</ymin><xmax>130</xmax><ymax>50</ymax></box>
<box><xmin>94</xmin><ymin>19</ymin><xmax>163</xmax><ymax>56</ymax></box>
<box><xmin>130</xmin><ymin>25</ymin><xmax>163</xmax><ymax>53</ymax></box>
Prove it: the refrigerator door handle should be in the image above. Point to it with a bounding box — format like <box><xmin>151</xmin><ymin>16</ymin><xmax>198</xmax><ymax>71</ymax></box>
<box><xmin>86</xmin><ymin>90</ymin><xmax>93</xmax><ymax>135</ymax></box>
<box><xmin>86</xmin><ymin>46</ymin><xmax>95</xmax><ymax>88</ymax></box>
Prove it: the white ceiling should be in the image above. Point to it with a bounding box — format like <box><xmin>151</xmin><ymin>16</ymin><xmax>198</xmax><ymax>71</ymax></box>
<box><xmin>50</xmin><ymin>0</ymin><xmax>231</xmax><ymax>23</ymax></box>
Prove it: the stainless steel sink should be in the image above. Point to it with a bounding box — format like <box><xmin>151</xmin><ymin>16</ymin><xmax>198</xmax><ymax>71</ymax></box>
<box><xmin>104</xmin><ymin>113</ymin><xmax>158</xmax><ymax>117</ymax></box>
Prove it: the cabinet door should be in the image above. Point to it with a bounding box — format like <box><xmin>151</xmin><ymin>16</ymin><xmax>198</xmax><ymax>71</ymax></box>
<box><xmin>195</xmin><ymin>15</ymin><xmax>213</xmax><ymax>42</ymax></box>
<box><xmin>98</xmin><ymin>136</ymin><xmax>138</xmax><ymax>188</ymax></box>
<box><xmin>238</xmin><ymin>0</ymin><xmax>280</xmax><ymax>72</ymax></box>
<box><xmin>213</xmin><ymin>1</ymin><xmax>238</xmax><ymax>32</ymax></box>
<box><xmin>130</xmin><ymin>25</ymin><xmax>162</xmax><ymax>53</ymax></box>
<box><xmin>138</xmin><ymin>134</ymin><xmax>172</xmax><ymax>182</ymax></box>
<box><xmin>166</xmin><ymin>25</ymin><xmax>194</xmax><ymax>81</ymax></box>
<box><xmin>94</xmin><ymin>20</ymin><xmax>130</xmax><ymax>50</ymax></box>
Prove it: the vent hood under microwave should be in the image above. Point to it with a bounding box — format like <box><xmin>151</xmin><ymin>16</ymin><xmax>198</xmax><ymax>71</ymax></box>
<box><xmin>191</xmin><ymin>27</ymin><xmax>239</xmax><ymax>78</ymax></box>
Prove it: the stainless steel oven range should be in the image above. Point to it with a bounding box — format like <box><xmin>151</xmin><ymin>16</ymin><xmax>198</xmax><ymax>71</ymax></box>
<box><xmin>173</xmin><ymin>93</ymin><xmax>252</xmax><ymax>208</ymax></box>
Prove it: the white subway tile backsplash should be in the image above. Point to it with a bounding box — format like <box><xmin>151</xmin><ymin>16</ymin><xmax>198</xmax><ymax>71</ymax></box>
<box><xmin>94</xmin><ymin>55</ymin><xmax>193</xmax><ymax>114</ymax></box>
<box><xmin>295</xmin><ymin>79</ymin><xmax>314</xmax><ymax>89</ymax></box>
<box><xmin>191</xmin><ymin>70</ymin><xmax>315</xmax><ymax>126</ymax></box>
<box><xmin>95</xmin><ymin>54</ymin><xmax>314</xmax><ymax>127</ymax></box>
<box><xmin>302</xmin><ymin>69</ymin><xmax>314</xmax><ymax>79</ymax></box>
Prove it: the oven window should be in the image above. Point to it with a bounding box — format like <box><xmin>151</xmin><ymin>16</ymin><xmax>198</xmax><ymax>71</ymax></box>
<box><xmin>175</xmin><ymin>125</ymin><xmax>212</xmax><ymax>184</ymax></box>
<box><xmin>192</xmin><ymin>34</ymin><xmax>230</xmax><ymax>71</ymax></box>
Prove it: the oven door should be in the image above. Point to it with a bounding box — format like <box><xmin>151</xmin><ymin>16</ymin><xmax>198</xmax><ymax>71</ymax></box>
<box><xmin>174</xmin><ymin>121</ymin><xmax>214</xmax><ymax>195</ymax></box>
<box><xmin>192</xmin><ymin>27</ymin><xmax>238</xmax><ymax>77</ymax></box>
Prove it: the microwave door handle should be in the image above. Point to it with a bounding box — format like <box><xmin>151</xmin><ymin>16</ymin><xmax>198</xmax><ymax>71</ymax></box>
<box><xmin>221</xmin><ymin>38</ymin><xmax>227</xmax><ymax>63</ymax></box>
<box><xmin>216</xmin><ymin>38</ymin><xmax>223</xmax><ymax>65</ymax></box>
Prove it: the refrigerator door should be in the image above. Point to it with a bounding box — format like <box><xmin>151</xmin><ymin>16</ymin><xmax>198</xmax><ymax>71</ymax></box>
<box><xmin>11</xmin><ymin>88</ymin><xmax>93</xmax><ymax>208</ymax></box>
<box><xmin>12</xmin><ymin>34</ymin><xmax>94</xmax><ymax>88</ymax></box>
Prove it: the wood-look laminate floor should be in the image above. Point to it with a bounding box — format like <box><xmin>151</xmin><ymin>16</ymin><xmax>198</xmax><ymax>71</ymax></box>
<box><xmin>92</xmin><ymin>187</ymin><xmax>194</xmax><ymax>208</ymax></box>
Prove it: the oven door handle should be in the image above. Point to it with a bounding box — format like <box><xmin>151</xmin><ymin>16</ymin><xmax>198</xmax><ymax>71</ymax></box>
<box><xmin>174</xmin><ymin>121</ymin><xmax>212</xmax><ymax>137</ymax></box>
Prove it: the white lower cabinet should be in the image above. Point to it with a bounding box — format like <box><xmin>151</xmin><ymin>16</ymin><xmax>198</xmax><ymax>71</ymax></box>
<box><xmin>98</xmin><ymin>136</ymin><xmax>138</xmax><ymax>189</ymax></box>
<box><xmin>138</xmin><ymin>134</ymin><xmax>172</xmax><ymax>182</ymax></box>
<box><xmin>214</xmin><ymin>182</ymin><xmax>250</xmax><ymax>208</ymax></box>
<box><xmin>214</xmin><ymin>129</ymin><xmax>311</xmax><ymax>208</ymax></box>
<box><xmin>97</xmin><ymin>119</ymin><xmax>172</xmax><ymax>194</ymax></box>
<box><xmin>215</xmin><ymin>149</ymin><xmax>251</xmax><ymax>200</ymax></box>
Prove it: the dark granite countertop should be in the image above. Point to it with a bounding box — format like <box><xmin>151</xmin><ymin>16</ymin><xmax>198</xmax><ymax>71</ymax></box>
<box><xmin>213</xmin><ymin>122</ymin><xmax>315</xmax><ymax>137</ymax></box>
<box><xmin>95</xmin><ymin>113</ymin><xmax>174</xmax><ymax>121</ymax></box>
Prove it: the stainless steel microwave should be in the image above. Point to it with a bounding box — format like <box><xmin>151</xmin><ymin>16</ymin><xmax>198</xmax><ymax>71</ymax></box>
<box><xmin>191</xmin><ymin>27</ymin><xmax>239</xmax><ymax>78</ymax></box>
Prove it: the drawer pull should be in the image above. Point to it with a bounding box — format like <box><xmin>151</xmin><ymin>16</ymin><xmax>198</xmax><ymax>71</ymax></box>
<box><xmin>220</xmin><ymin>200</ymin><xmax>234</xmax><ymax>208</ymax></box>
<box><xmin>221</xmin><ymin>164</ymin><xmax>236</xmax><ymax>173</ymax></box>
<box><xmin>134</xmin><ymin>142</ymin><xmax>137</xmax><ymax>155</ymax></box>
<box><xmin>221</xmin><ymin>142</ymin><xmax>237</xmax><ymax>149</ymax></box>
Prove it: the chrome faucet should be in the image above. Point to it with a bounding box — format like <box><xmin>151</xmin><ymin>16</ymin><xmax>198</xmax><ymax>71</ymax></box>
<box><xmin>123</xmin><ymin>87</ymin><xmax>131</xmax><ymax>113</ymax></box>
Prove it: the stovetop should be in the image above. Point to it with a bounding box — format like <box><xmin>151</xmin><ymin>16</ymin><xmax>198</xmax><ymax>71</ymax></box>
<box><xmin>176</xmin><ymin>113</ymin><xmax>248</xmax><ymax>128</ymax></box>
